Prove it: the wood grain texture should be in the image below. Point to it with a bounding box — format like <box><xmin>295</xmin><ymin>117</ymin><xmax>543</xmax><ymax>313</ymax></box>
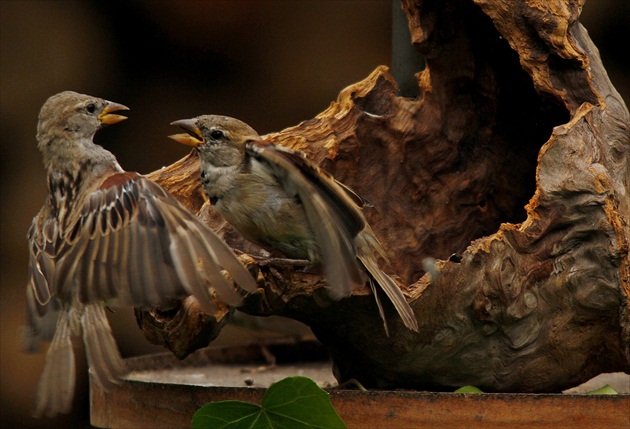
<box><xmin>92</xmin><ymin>382</ymin><xmax>630</xmax><ymax>429</ymax></box>
<box><xmin>140</xmin><ymin>0</ymin><xmax>630</xmax><ymax>393</ymax></box>
<box><xmin>91</xmin><ymin>347</ymin><xmax>629</xmax><ymax>429</ymax></box>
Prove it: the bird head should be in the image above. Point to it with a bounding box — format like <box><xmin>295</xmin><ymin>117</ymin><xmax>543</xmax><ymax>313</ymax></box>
<box><xmin>36</xmin><ymin>91</ymin><xmax>129</xmax><ymax>150</ymax></box>
<box><xmin>169</xmin><ymin>115</ymin><xmax>260</xmax><ymax>167</ymax></box>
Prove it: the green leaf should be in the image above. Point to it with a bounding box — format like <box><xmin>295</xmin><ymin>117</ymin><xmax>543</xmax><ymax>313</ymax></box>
<box><xmin>585</xmin><ymin>384</ymin><xmax>619</xmax><ymax>395</ymax></box>
<box><xmin>454</xmin><ymin>385</ymin><xmax>484</xmax><ymax>393</ymax></box>
<box><xmin>192</xmin><ymin>376</ymin><xmax>347</xmax><ymax>429</ymax></box>
<box><xmin>192</xmin><ymin>401</ymin><xmax>265</xmax><ymax>429</ymax></box>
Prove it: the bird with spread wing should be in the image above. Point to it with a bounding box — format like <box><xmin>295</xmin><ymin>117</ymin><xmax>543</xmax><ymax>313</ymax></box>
<box><xmin>25</xmin><ymin>92</ymin><xmax>257</xmax><ymax>417</ymax></box>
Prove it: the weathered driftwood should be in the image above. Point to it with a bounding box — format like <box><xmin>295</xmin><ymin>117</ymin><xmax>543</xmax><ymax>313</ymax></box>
<box><xmin>140</xmin><ymin>0</ymin><xmax>629</xmax><ymax>392</ymax></box>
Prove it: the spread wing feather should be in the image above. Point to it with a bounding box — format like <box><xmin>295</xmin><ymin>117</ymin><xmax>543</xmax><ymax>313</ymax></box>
<box><xmin>28</xmin><ymin>172</ymin><xmax>256</xmax><ymax>315</ymax></box>
<box><xmin>245</xmin><ymin>142</ymin><xmax>419</xmax><ymax>333</ymax></box>
<box><xmin>246</xmin><ymin>143</ymin><xmax>365</xmax><ymax>299</ymax></box>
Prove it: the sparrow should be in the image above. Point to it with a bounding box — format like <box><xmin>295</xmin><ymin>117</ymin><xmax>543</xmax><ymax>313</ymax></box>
<box><xmin>26</xmin><ymin>92</ymin><xmax>257</xmax><ymax>417</ymax></box>
<box><xmin>169</xmin><ymin>115</ymin><xmax>419</xmax><ymax>335</ymax></box>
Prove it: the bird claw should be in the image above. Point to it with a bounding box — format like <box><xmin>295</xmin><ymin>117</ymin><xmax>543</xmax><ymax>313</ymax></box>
<box><xmin>254</xmin><ymin>256</ymin><xmax>314</xmax><ymax>270</ymax></box>
<box><xmin>335</xmin><ymin>378</ymin><xmax>368</xmax><ymax>391</ymax></box>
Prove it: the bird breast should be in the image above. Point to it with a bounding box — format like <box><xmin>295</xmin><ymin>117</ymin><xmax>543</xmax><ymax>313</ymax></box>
<box><xmin>214</xmin><ymin>173</ymin><xmax>319</xmax><ymax>261</ymax></box>
<box><xmin>199</xmin><ymin>161</ymin><xmax>241</xmax><ymax>199</ymax></box>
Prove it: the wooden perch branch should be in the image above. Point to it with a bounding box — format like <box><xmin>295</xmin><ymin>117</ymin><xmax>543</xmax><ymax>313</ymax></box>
<box><xmin>139</xmin><ymin>0</ymin><xmax>629</xmax><ymax>392</ymax></box>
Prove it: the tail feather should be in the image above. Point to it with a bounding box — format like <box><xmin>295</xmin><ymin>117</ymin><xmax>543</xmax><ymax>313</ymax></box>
<box><xmin>356</xmin><ymin>231</ymin><xmax>419</xmax><ymax>334</ymax></box>
<box><xmin>81</xmin><ymin>304</ymin><xmax>126</xmax><ymax>390</ymax></box>
<box><xmin>33</xmin><ymin>311</ymin><xmax>76</xmax><ymax>418</ymax></box>
<box><xmin>366</xmin><ymin>278</ymin><xmax>389</xmax><ymax>336</ymax></box>
<box><xmin>359</xmin><ymin>255</ymin><xmax>419</xmax><ymax>333</ymax></box>
<box><xmin>23</xmin><ymin>286</ymin><xmax>58</xmax><ymax>352</ymax></box>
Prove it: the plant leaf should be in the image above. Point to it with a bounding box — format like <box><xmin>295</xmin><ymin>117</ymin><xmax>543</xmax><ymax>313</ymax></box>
<box><xmin>192</xmin><ymin>400</ymin><xmax>265</xmax><ymax>429</ymax></box>
<box><xmin>263</xmin><ymin>376</ymin><xmax>346</xmax><ymax>428</ymax></box>
<box><xmin>585</xmin><ymin>384</ymin><xmax>619</xmax><ymax>395</ymax></box>
<box><xmin>192</xmin><ymin>376</ymin><xmax>347</xmax><ymax>429</ymax></box>
<box><xmin>454</xmin><ymin>385</ymin><xmax>484</xmax><ymax>393</ymax></box>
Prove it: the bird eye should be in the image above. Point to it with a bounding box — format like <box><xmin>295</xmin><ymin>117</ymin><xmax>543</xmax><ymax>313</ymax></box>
<box><xmin>86</xmin><ymin>103</ymin><xmax>96</xmax><ymax>114</ymax></box>
<box><xmin>211</xmin><ymin>130</ymin><xmax>224</xmax><ymax>140</ymax></box>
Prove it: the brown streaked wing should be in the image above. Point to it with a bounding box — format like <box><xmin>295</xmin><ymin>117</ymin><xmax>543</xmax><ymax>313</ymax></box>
<box><xmin>51</xmin><ymin>172</ymin><xmax>255</xmax><ymax>310</ymax></box>
<box><xmin>145</xmin><ymin>177</ymin><xmax>257</xmax><ymax>302</ymax></box>
<box><xmin>78</xmin><ymin>226</ymin><xmax>101</xmax><ymax>303</ymax></box>
<box><xmin>267</xmin><ymin>144</ymin><xmax>372</xmax><ymax>209</ymax></box>
<box><xmin>27</xmin><ymin>219</ymin><xmax>54</xmax><ymax>307</ymax></box>
<box><xmin>157</xmin><ymin>201</ymin><xmax>232</xmax><ymax>311</ymax></box>
<box><xmin>134</xmin><ymin>198</ymin><xmax>166</xmax><ymax>306</ymax></box>
<box><xmin>126</xmin><ymin>205</ymin><xmax>146</xmax><ymax>304</ymax></box>
<box><xmin>29</xmin><ymin>251</ymin><xmax>52</xmax><ymax>309</ymax></box>
<box><xmin>245</xmin><ymin>142</ymin><xmax>365</xmax><ymax>299</ymax></box>
<box><xmin>258</xmin><ymin>143</ymin><xmax>366</xmax><ymax>237</ymax></box>
<box><xmin>91</xmin><ymin>232</ymin><xmax>110</xmax><ymax>301</ymax></box>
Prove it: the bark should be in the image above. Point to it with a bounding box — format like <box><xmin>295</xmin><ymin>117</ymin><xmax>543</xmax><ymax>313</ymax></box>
<box><xmin>140</xmin><ymin>0</ymin><xmax>629</xmax><ymax>392</ymax></box>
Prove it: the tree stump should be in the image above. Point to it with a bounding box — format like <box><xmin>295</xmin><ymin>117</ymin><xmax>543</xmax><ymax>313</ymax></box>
<box><xmin>140</xmin><ymin>0</ymin><xmax>629</xmax><ymax>392</ymax></box>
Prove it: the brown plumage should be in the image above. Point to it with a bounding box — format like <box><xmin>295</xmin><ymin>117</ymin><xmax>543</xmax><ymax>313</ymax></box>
<box><xmin>169</xmin><ymin>115</ymin><xmax>419</xmax><ymax>335</ymax></box>
<box><xmin>26</xmin><ymin>92</ymin><xmax>257</xmax><ymax>417</ymax></box>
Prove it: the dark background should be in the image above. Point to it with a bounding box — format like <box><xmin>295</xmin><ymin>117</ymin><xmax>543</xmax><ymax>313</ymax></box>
<box><xmin>1</xmin><ymin>1</ymin><xmax>627</xmax><ymax>427</ymax></box>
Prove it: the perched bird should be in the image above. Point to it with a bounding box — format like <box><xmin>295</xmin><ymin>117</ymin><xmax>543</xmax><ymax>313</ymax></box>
<box><xmin>169</xmin><ymin>115</ymin><xmax>419</xmax><ymax>335</ymax></box>
<box><xmin>25</xmin><ymin>92</ymin><xmax>257</xmax><ymax>417</ymax></box>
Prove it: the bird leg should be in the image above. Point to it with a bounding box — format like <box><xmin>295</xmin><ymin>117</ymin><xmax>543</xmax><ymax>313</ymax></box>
<box><xmin>254</xmin><ymin>256</ymin><xmax>316</xmax><ymax>272</ymax></box>
<box><xmin>240</xmin><ymin>344</ymin><xmax>278</xmax><ymax>373</ymax></box>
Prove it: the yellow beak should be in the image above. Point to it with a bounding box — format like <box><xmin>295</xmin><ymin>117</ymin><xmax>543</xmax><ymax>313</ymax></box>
<box><xmin>98</xmin><ymin>102</ymin><xmax>129</xmax><ymax>125</ymax></box>
<box><xmin>169</xmin><ymin>119</ymin><xmax>204</xmax><ymax>147</ymax></box>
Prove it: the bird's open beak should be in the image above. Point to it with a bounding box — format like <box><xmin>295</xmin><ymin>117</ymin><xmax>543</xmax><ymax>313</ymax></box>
<box><xmin>169</xmin><ymin>119</ymin><xmax>204</xmax><ymax>147</ymax></box>
<box><xmin>98</xmin><ymin>102</ymin><xmax>130</xmax><ymax>125</ymax></box>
